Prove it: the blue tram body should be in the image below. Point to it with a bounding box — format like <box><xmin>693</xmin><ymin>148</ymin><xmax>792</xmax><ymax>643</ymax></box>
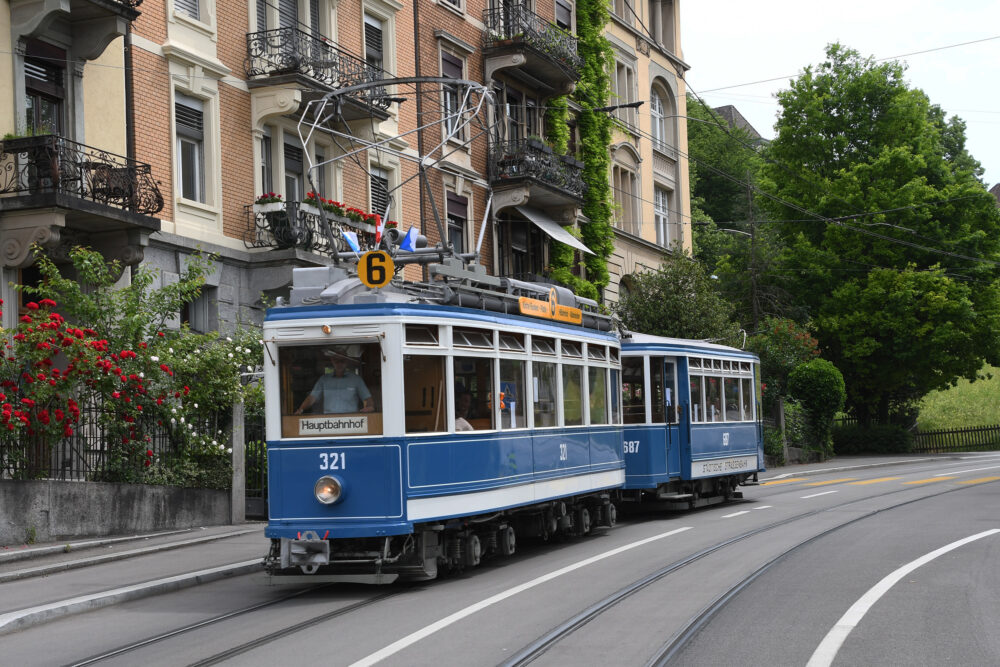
<box><xmin>263</xmin><ymin>266</ymin><xmax>624</xmax><ymax>583</ymax></box>
<box><xmin>619</xmin><ymin>333</ymin><xmax>764</xmax><ymax>508</ymax></box>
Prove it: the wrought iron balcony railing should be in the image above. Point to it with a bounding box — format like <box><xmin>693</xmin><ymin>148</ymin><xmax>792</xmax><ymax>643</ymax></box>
<box><xmin>0</xmin><ymin>135</ymin><xmax>163</xmax><ymax>215</ymax></box>
<box><xmin>245</xmin><ymin>28</ymin><xmax>390</xmax><ymax>110</ymax></box>
<box><xmin>489</xmin><ymin>140</ymin><xmax>585</xmax><ymax>199</ymax></box>
<box><xmin>245</xmin><ymin>201</ymin><xmax>379</xmax><ymax>256</ymax></box>
<box><xmin>483</xmin><ymin>3</ymin><xmax>582</xmax><ymax>80</ymax></box>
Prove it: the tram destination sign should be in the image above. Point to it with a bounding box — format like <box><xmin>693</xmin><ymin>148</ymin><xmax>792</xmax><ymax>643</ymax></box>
<box><xmin>519</xmin><ymin>287</ymin><xmax>583</xmax><ymax>325</ymax></box>
<box><xmin>298</xmin><ymin>415</ymin><xmax>369</xmax><ymax>435</ymax></box>
<box><xmin>690</xmin><ymin>454</ymin><xmax>757</xmax><ymax>479</ymax></box>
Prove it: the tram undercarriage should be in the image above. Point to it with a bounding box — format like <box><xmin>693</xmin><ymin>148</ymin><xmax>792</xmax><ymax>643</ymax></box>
<box><xmin>620</xmin><ymin>473</ymin><xmax>758</xmax><ymax>511</ymax></box>
<box><xmin>265</xmin><ymin>494</ymin><xmax>618</xmax><ymax>584</ymax></box>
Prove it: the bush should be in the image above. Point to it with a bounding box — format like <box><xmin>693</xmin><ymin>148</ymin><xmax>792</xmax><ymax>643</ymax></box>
<box><xmin>788</xmin><ymin>359</ymin><xmax>846</xmax><ymax>457</ymax></box>
<box><xmin>832</xmin><ymin>424</ymin><xmax>912</xmax><ymax>455</ymax></box>
<box><xmin>763</xmin><ymin>425</ymin><xmax>785</xmax><ymax>466</ymax></box>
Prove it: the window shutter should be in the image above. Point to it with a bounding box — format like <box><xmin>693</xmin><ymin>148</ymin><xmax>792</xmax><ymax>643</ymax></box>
<box><xmin>555</xmin><ymin>0</ymin><xmax>572</xmax><ymax>30</ymax></box>
<box><xmin>310</xmin><ymin>0</ymin><xmax>320</xmax><ymax>37</ymax></box>
<box><xmin>175</xmin><ymin>98</ymin><xmax>204</xmax><ymax>140</ymax></box>
<box><xmin>441</xmin><ymin>52</ymin><xmax>463</xmax><ymax>79</ymax></box>
<box><xmin>364</xmin><ymin>15</ymin><xmax>384</xmax><ymax>67</ymax></box>
<box><xmin>256</xmin><ymin>0</ymin><xmax>267</xmax><ymax>31</ymax></box>
<box><xmin>175</xmin><ymin>0</ymin><xmax>200</xmax><ymax>21</ymax></box>
<box><xmin>447</xmin><ymin>192</ymin><xmax>467</xmax><ymax>218</ymax></box>
<box><xmin>278</xmin><ymin>0</ymin><xmax>298</xmax><ymax>29</ymax></box>
<box><xmin>370</xmin><ymin>169</ymin><xmax>390</xmax><ymax>218</ymax></box>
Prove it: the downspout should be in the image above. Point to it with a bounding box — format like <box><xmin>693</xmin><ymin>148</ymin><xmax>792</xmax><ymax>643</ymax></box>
<box><xmin>124</xmin><ymin>24</ymin><xmax>136</xmax><ymax>161</ymax></box>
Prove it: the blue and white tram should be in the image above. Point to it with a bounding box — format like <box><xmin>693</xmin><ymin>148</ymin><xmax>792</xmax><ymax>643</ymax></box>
<box><xmin>263</xmin><ymin>264</ymin><xmax>624</xmax><ymax>583</ymax></box>
<box><xmin>619</xmin><ymin>333</ymin><xmax>764</xmax><ymax>509</ymax></box>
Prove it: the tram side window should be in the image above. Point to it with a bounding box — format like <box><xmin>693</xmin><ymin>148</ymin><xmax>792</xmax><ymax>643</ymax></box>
<box><xmin>532</xmin><ymin>361</ymin><xmax>557</xmax><ymax>427</ymax></box>
<box><xmin>562</xmin><ymin>365</ymin><xmax>584</xmax><ymax>426</ymax></box>
<box><xmin>454</xmin><ymin>356</ymin><xmax>495</xmax><ymax>430</ymax></box>
<box><xmin>404</xmin><ymin>355</ymin><xmax>446</xmax><ymax>433</ymax></box>
<box><xmin>690</xmin><ymin>375</ymin><xmax>703</xmax><ymax>423</ymax></box>
<box><xmin>500</xmin><ymin>359</ymin><xmax>526</xmax><ymax>429</ymax></box>
<box><xmin>705</xmin><ymin>376</ymin><xmax>722</xmax><ymax>422</ymax></box>
<box><xmin>280</xmin><ymin>343</ymin><xmax>382</xmax><ymax>438</ymax></box>
<box><xmin>622</xmin><ymin>356</ymin><xmax>645</xmax><ymax>424</ymax></box>
<box><xmin>724</xmin><ymin>377</ymin><xmax>740</xmax><ymax>422</ymax></box>
<box><xmin>610</xmin><ymin>369</ymin><xmax>621</xmax><ymax>424</ymax></box>
<box><xmin>589</xmin><ymin>367</ymin><xmax>608</xmax><ymax>424</ymax></box>
<box><xmin>650</xmin><ymin>356</ymin><xmax>665</xmax><ymax>423</ymax></box>
<box><xmin>741</xmin><ymin>377</ymin><xmax>754</xmax><ymax>421</ymax></box>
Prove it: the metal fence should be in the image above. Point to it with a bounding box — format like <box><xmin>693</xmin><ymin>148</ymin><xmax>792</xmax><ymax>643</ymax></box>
<box><xmin>0</xmin><ymin>395</ymin><xmax>225</xmax><ymax>482</ymax></box>
<box><xmin>244</xmin><ymin>409</ymin><xmax>268</xmax><ymax>519</ymax></box>
<box><xmin>910</xmin><ymin>424</ymin><xmax>1000</xmax><ymax>453</ymax></box>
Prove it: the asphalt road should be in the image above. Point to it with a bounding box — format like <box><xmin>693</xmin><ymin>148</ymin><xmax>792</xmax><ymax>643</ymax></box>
<box><xmin>3</xmin><ymin>453</ymin><xmax>999</xmax><ymax>666</ymax></box>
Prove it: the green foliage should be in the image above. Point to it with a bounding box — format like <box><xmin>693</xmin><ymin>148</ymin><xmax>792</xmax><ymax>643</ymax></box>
<box><xmin>747</xmin><ymin>317</ymin><xmax>820</xmax><ymax>415</ymax></box>
<box><xmin>568</xmin><ymin>0</ymin><xmax>615</xmax><ymax>297</ymax></box>
<box><xmin>614</xmin><ymin>251</ymin><xmax>741</xmax><ymax>341</ymax></box>
<box><xmin>817</xmin><ymin>266</ymin><xmax>1000</xmax><ymax>424</ymax></box>
<box><xmin>763</xmin><ymin>425</ymin><xmax>785</xmax><ymax>465</ymax></box>
<box><xmin>781</xmin><ymin>399</ymin><xmax>811</xmax><ymax>450</ymax></box>
<box><xmin>832</xmin><ymin>423</ymin><xmax>912</xmax><ymax>455</ymax></box>
<box><xmin>787</xmin><ymin>358</ymin><xmax>846</xmax><ymax>456</ymax></box>
<box><xmin>545</xmin><ymin>96</ymin><xmax>570</xmax><ymax>155</ymax></box>
<box><xmin>759</xmin><ymin>43</ymin><xmax>1000</xmax><ymax>423</ymax></box>
<box><xmin>918</xmin><ymin>365</ymin><xmax>1000</xmax><ymax>430</ymax></box>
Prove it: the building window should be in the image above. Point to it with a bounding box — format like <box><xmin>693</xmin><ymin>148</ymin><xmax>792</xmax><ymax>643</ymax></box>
<box><xmin>614</xmin><ymin>61</ymin><xmax>637</xmax><ymax>128</ymax></box>
<box><xmin>498</xmin><ymin>215</ymin><xmax>545</xmax><ymax>279</ymax></box>
<box><xmin>175</xmin><ymin>0</ymin><xmax>201</xmax><ymax>21</ymax></box>
<box><xmin>441</xmin><ymin>52</ymin><xmax>464</xmax><ymax>137</ymax></box>
<box><xmin>175</xmin><ymin>94</ymin><xmax>205</xmax><ymax>203</ymax></box>
<box><xmin>284</xmin><ymin>141</ymin><xmax>304</xmax><ymax>201</ymax></box>
<box><xmin>370</xmin><ymin>167</ymin><xmax>390</xmax><ymax>219</ymax></box>
<box><xmin>24</xmin><ymin>41</ymin><xmax>65</xmax><ymax>136</ymax></box>
<box><xmin>611</xmin><ymin>0</ymin><xmax>633</xmax><ymax>25</ymax></box>
<box><xmin>279</xmin><ymin>0</ymin><xmax>298</xmax><ymax>28</ymax></box>
<box><xmin>654</xmin><ymin>186</ymin><xmax>671</xmax><ymax>247</ymax></box>
<box><xmin>612</xmin><ymin>162</ymin><xmax>640</xmax><ymax>236</ymax></box>
<box><xmin>260</xmin><ymin>130</ymin><xmax>273</xmax><ymax>196</ymax></box>
<box><xmin>364</xmin><ymin>14</ymin><xmax>384</xmax><ymax>70</ymax></box>
<box><xmin>447</xmin><ymin>192</ymin><xmax>467</xmax><ymax>253</ymax></box>
<box><xmin>651</xmin><ymin>90</ymin><xmax>666</xmax><ymax>151</ymax></box>
<box><xmin>555</xmin><ymin>0</ymin><xmax>573</xmax><ymax>31</ymax></box>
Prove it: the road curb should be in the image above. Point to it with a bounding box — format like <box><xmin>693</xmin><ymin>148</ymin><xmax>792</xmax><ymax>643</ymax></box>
<box><xmin>0</xmin><ymin>560</ymin><xmax>263</xmax><ymax>636</ymax></box>
<box><xmin>761</xmin><ymin>456</ymin><xmax>946</xmax><ymax>481</ymax></box>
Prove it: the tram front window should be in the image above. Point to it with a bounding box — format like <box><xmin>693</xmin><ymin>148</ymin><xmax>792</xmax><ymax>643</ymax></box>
<box><xmin>454</xmin><ymin>356</ymin><xmax>495</xmax><ymax>430</ymax></box>
<box><xmin>279</xmin><ymin>343</ymin><xmax>383</xmax><ymax>438</ymax></box>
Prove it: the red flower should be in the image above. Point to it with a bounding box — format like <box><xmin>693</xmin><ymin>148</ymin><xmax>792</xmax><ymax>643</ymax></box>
<box><xmin>26</xmin><ymin>302</ymin><xmax>39</xmax><ymax>310</ymax></box>
<box><xmin>159</xmin><ymin>364</ymin><xmax>170</xmax><ymax>373</ymax></box>
<box><xmin>39</xmin><ymin>298</ymin><xmax>56</xmax><ymax>308</ymax></box>
<box><xmin>20</xmin><ymin>315</ymin><xmax>32</xmax><ymax>323</ymax></box>
<box><xmin>63</xmin><ymin>425</ymin><xmax>73</xmax><ymax>437</ymax></box>
<box><xmin>144</xmin><ymin>460</ymin><xmax>151</xmax><ymax>467</ymax></box>
<box><xmin>146</xmin><ymin>449</ymin><xmax>154</xmax><ymax>457</ymax></box>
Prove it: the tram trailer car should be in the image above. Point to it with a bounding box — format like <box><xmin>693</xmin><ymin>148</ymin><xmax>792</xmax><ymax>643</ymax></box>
<box><xmin>619</xmin><ymin>333</ymin><xmax>764</xmax><ymax>509</ymax></box>
<box><xmin>263</xmin><ymin>263</ymin><xmax>625</xmax><ymax>583</ymax></box>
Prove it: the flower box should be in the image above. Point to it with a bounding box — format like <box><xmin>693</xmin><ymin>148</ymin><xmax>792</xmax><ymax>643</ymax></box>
<box><xmin>253</xmin><ymin>202</ymin><xmax>285</xmax><ymax>214</ymax></box>
<box><xmin>299</xmin><ymin>202</ymin><xmax>322</xmax><ymax>217</ymax></box>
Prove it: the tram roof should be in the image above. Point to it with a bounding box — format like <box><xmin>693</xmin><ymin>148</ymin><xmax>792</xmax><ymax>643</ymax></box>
<box><xmin>265</xmin><ymin>301</ymin><xmax>620</xmax><ymax>342</ymax></box>
<box><xmin>621</xmin><ymin>332</ymin><xmax>758</xmax><ymax>359</ymax></box>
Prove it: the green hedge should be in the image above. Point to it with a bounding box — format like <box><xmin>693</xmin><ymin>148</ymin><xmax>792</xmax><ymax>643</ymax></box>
<box><xmin>832</xmin><ymin>424</ymin><xmax>913</xmax><ymax>455</ymax></box>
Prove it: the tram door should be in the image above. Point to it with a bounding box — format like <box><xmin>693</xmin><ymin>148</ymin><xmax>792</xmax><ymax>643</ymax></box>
<box><xmin>650</xmin><ymin>357</ymin><xmax>681</xmax><ymax>476</ymax></box>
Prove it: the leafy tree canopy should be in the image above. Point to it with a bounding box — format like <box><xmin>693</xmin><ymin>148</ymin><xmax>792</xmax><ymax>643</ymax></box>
<box><xmin>614</xmin><ymin>251</ymin><xmax>740</xmax><ymax>342</ymax></box>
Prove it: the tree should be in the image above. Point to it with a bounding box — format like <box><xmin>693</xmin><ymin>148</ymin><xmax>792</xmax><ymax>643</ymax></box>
<box><xmin>614</xmin><ymin>251</ymin><xmax>740</xmax><ymax>342</ymax></box>
<box><xmin>758</xmin><ymin>44</ymin><xmax>1000</xmax><ymax>422</ymax></box>
<box><xmin>817</xmin><ymin>266</ymin><xmax>1000</xmax><ymax>424</ymax></box>
<box><xmin>787</xmin><ymin>358</ymin><xmax>846</xmax><ymax>457</ymax></box>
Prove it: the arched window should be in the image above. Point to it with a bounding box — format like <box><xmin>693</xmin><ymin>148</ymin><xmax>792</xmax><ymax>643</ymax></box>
<box><xmin>650</xmin><ymin>82</ymin><xmax>677</xmax><ymax>153</ymax></box>
<box><xmin>650</xmin><ymin>90</ymin><xmax>665</xmax><ymax>151</ymax></box>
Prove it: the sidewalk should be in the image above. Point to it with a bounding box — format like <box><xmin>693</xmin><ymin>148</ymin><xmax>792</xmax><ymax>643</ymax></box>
<box><xmin>758</xmin><ymin>453</ymin><xmax>951</xmax><ymax>481</ymax></box>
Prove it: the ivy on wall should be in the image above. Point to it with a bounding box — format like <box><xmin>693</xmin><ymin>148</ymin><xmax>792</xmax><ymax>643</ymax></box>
<box><xmin>544</xmin><ymin>0</ymin><xmax>615</xmax><ymax>302</ymax></box>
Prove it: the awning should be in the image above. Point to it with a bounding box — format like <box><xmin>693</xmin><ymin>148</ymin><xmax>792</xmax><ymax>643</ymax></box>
<box><xmin>515</xmin><ymin>205</ymin><xmax>594</xmax><ymax>256</ymax></box>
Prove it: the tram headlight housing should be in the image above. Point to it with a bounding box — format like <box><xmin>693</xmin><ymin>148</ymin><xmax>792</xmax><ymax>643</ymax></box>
<box><xmin>314</xmin><ymin>475</ymin><xmax>344</xmax><ymax>505</ymax></box>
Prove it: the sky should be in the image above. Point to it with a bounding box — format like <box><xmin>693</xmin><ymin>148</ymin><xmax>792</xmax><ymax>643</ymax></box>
<box><xmin>680</xmin><ymin>0</ymin><xmax>1000</xmax><ymax>188</ymax></box>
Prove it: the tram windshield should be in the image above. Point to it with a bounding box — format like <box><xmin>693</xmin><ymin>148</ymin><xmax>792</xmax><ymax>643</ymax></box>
<box><xmin>279</xmin><ymin>342</ymin><xmax>382</xmax><ymax>438</ymax></box>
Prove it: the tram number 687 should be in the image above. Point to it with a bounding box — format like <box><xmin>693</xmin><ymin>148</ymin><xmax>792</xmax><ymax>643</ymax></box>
<box><xmin>623</xmin><ymin>440</ymin><xmax>640</xmax><ymax>454</ymax></box>
<box><xmin>319</xmin><ymin>452</ymin><xmax>346</xmax><ymax>470</ymax></box>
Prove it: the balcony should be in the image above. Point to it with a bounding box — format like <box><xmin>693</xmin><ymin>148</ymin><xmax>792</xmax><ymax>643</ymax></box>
<box><xmin>489</xmin><ymin>139</ymin><xmax>585</xmax><ymax>208</ymax></box>
<box><xmin>483</xmin><ymin>3</ymin><xmax>582</xmax><ymax>94</ymax></box>
<box><xmin>11</xmin><ymin>0</ymin><xmax>141</xmax><ymax>60</ymax></box>
<box><xmin>245</xmin><ymin>28</ymin><xmax>391</xmax><ymax>121</ymax></box>
<box><xmin>244</xmin><ymin>201</ymin><xmax>379</xmax><ymax>256</ymax></box>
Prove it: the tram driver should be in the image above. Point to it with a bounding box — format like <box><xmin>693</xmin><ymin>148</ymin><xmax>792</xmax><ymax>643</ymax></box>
<box><xmin>294</xmin><ymin>346</ymin><xmax>374</xmax><ymax>414</ymax></box>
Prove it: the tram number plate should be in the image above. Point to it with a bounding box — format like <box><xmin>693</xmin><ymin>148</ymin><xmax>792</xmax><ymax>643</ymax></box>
<box><xmin>319</xmin><ymin>452</ymin><xmax>346</xmax><ymax>470</ymax></box>
<box><xmin>624</xmin><ymin>440</ymin><xmax>640</xmax><ymax>454</ymax></box>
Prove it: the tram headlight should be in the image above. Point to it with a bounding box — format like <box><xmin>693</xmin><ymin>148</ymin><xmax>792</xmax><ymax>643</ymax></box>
<box><xmin>314</xmin><ymin>475</ymin><xmax>344</xmax><ymax>504</ymax></box>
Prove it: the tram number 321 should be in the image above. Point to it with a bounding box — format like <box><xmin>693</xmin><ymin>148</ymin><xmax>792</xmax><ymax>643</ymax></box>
<box><xmin>319</xmin><ymin>452</ymin><xmax>346</xmax><ymax>470</ymax></box>
<box><xmin>623</xmin><ymin>441</ymin><xmax>640</xmax><ymax>454</ymax></box>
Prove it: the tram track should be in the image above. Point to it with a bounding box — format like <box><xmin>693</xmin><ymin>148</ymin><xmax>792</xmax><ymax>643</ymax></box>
<box><xmin>66</xmin><ymin>585</ymin><xmax>403</xmax><ymax>667</ymax></box>
<box><xmin>500</xmin><ymin>477</ymin><xmax>1000</xmax><ymax>667</ymax></box>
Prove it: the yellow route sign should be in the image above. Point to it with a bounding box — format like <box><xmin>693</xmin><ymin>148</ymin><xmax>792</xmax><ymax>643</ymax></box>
<box><xmin>358</xmin><ymin>251</ymin><xmax>394</xmax><ymax>288</ymax></box>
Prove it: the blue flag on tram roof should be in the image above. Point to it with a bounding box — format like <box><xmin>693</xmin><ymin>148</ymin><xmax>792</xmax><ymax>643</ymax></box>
<box><xmin>342</xmin><ymin>230</ymin><xmax>361</xmax><ymax>255</ymax></box>
<box><xmin>400</xmin><ymin>226</ymin><xmax>418</xmax><ymax>252</ymax></box>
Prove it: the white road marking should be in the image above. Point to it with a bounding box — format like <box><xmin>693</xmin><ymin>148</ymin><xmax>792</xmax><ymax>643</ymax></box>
<box><xmin>722</xmin><ymin>511</ymin><xmax>750</xmax><ymax>518</ymax></box>
<box><xmin>753</xmin><ymin>505</ymin><xmax>772</xmax><ymax>510</ymax></box>
<box><xmin>801</xmin><ymin>490</ymin><xmax>838</xmax><ymax>499</ymax></box>
<box><xmin>764</xmin><ymin>459</ymin><xmax>934</xmax><ymax>480</ymax></box>
<box><xmin>806</xmin><ymin>528</ymin><xmax>1000</xmax><ymax>667</ymax></box>
<box><xmin>958</xmin><ymin>454</ymin><xmax>1000</xmax><ymax>460</ymax></box>
<box><xmin>350</xmin><ymin>527</ymin><xmax>694</xmax><ymax>667</ymax></box>
<box><xmin>935</xmin><ymin>464</ymin><xmax>1000</xmax><ymax>477</ymax></box>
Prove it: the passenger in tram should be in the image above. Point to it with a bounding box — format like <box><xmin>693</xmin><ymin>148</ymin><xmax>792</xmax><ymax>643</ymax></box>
<box><xmin>294</xmin><ymin>346</ymin><xmax>374</xmax><ymax>414</ymax></box>
<box><xmin>455</xmin><ymin>390</ymin><xmax>475</xmax><ymax>431</ymax></box>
